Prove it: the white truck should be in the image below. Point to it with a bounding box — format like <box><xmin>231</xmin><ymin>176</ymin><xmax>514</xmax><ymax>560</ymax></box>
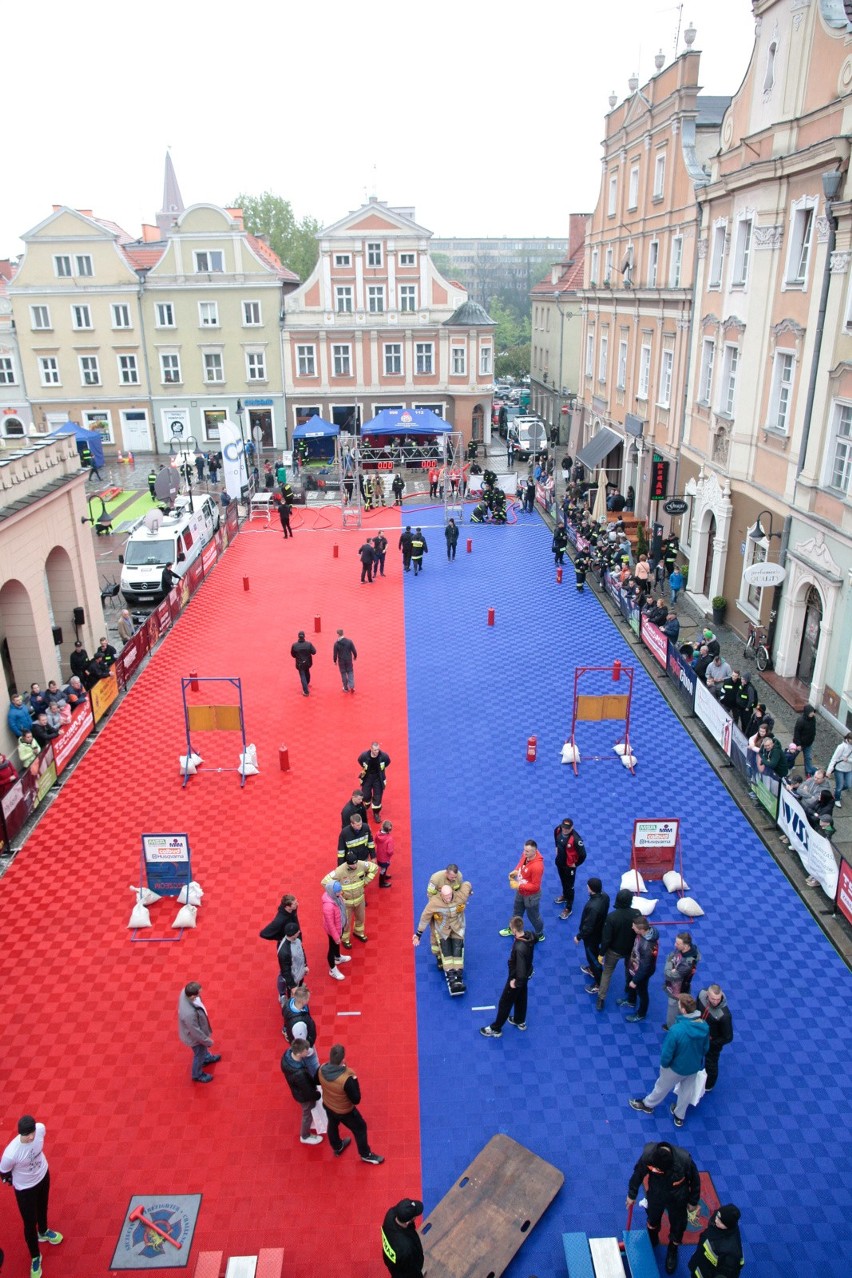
<box><xmin>119</xmin><ymin>495</ymin><xmax>220</xmax><ymax>604</ymax></box>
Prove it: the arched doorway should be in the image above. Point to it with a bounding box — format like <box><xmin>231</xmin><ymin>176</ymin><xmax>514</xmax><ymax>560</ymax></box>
<box><xmin>796</xmin><ymin>585</ymin><xmax>823</xmax><ymax>684</ymax></box>
<box><xmin>0</xmin><ymin>579</ymin><xmax>40</xmax><ymax>695</ymax></box>
<box><xmin>45</xmin><ymin>547</ymin><xmax>78</xmax><ymax>674</ymax></box>
<box><xmin>471</xmin><ymin>404</ymin><xmax>484</xmax><ymax>442</ymax></box>
<box><xmin>702</xmin><ymin>513</ymin><xmax>717</xmax><ymax>596</ymax></box>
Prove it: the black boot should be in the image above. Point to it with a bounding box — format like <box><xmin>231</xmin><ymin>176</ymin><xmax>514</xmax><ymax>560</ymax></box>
<box><xmin>647</xmin><ymin>1227</ymin><xmax>660</xmax><ymax>1248</ymax></box>
<box><xmin>665</xmin><ymin>1242</ymin><xmax>678</xmax><ymax>1274</ymax></box>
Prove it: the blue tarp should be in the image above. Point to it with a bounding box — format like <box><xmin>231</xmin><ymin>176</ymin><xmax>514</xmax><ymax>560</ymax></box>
<box><xmin>47</xmin><ymin>421</ymin><xmax>105</xmax><ymax>468</ymax></box>
<box><xmin>361</xmin><ymin>408</ymin><xmax>452</xmax><ymax>436</ymax></box>
<box><xmin>292</xmin><ymin>416</ymin><xmax>339</xmax><ymax>439</ymax></box>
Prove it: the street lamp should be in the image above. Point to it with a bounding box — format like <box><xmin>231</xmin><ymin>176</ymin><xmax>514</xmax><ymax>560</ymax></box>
<box><xmin>749</xmin><ymin>510</ymin><xmax>782</xmax><ymax>542</ymax></box>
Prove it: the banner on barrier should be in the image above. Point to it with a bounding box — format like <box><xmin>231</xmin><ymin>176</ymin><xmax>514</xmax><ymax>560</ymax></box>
<box><xmin>186</xmin><ymin>557</ymin><xmax>204</xmax><ymax>597</ymax></box>
<box><xmin>694</xmin><ymin>680</ymin><xmax>734</xmax><ymax>754</ymax></box>
<box><xmin>728</xmin><ymin>723</ymin><xmax>752</xmax><ymax>787</ymax></box>
<box><xmin>666</xmin><ymin>643</ymin><xmax>697</xmax><ymax>711</ymax></box>
<box><xmin>641</xmin><ymin>616</ymin><xmax>668</xmax><ymax>671</ymax></box>
<box><xmin>52</xmin><ymin>700</ymin><xmax>94</xmax><ymax>776</ymax></box>
<box><xmin>752</xmin><ymin>769</ymin><xmax>780</xmax><ymax>819</ymax></box>
<box><xmin>116</xmin><ymin>630</ymin><xmax>148</xmax><ymax>691</ymax></box>
<box><xmin>836</xmin><ymin>859</ymin><xmax>852</xmax><ymax>927</ymax></box>
<box><xmin>142</xmin><ymin>832</ymin><xmax>192</xmax><ymax>898</ymax></box>
<box><xmin>777</xmin><ymin>789</ymin><xmax>839</xmax><ymax>898</ymax></box>
<box><xmin>201</xmin><ymin>540</ymin><xmax>218</xmax><ymax>576</ymax></box>
<box><xmin>90</xmin><ymin>671</ymin><xmax>120</xmax><ymax>724</ymax></box>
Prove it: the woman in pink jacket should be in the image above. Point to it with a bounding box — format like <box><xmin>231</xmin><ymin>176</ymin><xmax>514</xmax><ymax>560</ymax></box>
<box><xmin>321</xmin><ymin>881</ymin><xmax>351</xmax><ymax>981</ymax></box>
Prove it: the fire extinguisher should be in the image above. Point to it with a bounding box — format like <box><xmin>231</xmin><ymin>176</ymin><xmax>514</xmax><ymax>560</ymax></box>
<box><xmin>526</xmin><ymin>735</ymin><xmax>537</xmax><ymax>762</ymax></box>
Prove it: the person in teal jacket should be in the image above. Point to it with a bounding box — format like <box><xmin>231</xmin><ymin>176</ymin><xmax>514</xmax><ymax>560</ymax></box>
<box><xmin>629</xmin><ymin>993</ymin><xmax>710</xmax><ymax>1129</ymax></box>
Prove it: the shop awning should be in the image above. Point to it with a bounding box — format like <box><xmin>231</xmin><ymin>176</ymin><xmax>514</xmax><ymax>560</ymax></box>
<box><xmin>576</xmin><ymin>426</ymin><xmax>622</xmax><ymax>472</ymax></box>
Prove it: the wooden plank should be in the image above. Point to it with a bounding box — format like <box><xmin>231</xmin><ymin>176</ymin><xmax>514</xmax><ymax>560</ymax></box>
<box><xmin>192</xmin><ymin>1252</ymin><xmax>223</xmax><ymax>1278</ymax></box>
<box><xmin>622</xmin><ymin>1230</ymin><xmax>658</xmax><ymax>1278</ymax></box>
<box><xmin>588</xmin><ymin>1236</ymin><xmax>625</xmax><ymax>1278</ymax></box>
<box><xmin>420</xmin><ymin>1133</ymin><xmax>564</xmax><ymax>1277</ymax></box>
<box><xmin>255</xmin><ymin>1248</ymin><xmax>285</xmax><ymax>1278</ymax></box>
<box><xmin>562</xmin><ymin>1232</ymin><xmax>595</xmax><ymax>1278</ymax></box>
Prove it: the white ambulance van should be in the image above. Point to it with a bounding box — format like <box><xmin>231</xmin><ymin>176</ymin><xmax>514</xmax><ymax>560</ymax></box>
<box><xmin>119</xmin><ymin>495</ymin><xmax>219</xmax><ymax>604</ymax></box>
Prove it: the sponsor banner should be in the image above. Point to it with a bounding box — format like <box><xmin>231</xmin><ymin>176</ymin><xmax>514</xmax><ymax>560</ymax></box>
<box><xmin>155</xmin><ymin>596</ymin><xmax>173</xmax><ymax>636</ymax></box>
<box><xmin>0</xmin><ymin>768</ymin><xmax>38</xmax><ymax>845</ymax></box>
<box><xmin>116</xmin><ymin>630</ymin><xmax>149</xmax><ymax>692</ymax></box>
<box><xmin>145</xmin><ymin>611</ymin><xmax>160</xmax><ymax>649</ymax></box>
<box><xmin>634</xmin><ymin>819</ymin><xmax>680</xmax><ymax>849</ymax></box>
<box><xmin>641</xmin><ymin>616</ymin><xmax>668</xmax><ymax>671</ymax></box>
<box><xmin>143</xmin><ymin>832</ymin><xmax>192</xmax><ymax>897</ymax></box>
<box><xmin>201</xmin><ymin>540</ymin><xmax>218</xmax><ymax>576</ymax></box>
<box><xmin>52</xmin><ymin>699</ymin><xmax>95</xmax><ymax>776</ymax></box>
<box><xmin>90</xmin><ymin>671</ymin><xmax>120</xmax><ymax>724</ymax></box>
<box><xmin>220</xmin><ymin>417</ymin><xmax>248</xmax><ymax>499</ymax></box>
<box><xmin>226</xmin><ymin>501</ymin><xmax>239</xmax><ymax>538</ymax></box>
<box><xmin>35</xmin><ymin>747</ymin><xmax>57</xmax><ymax>803</ymax></box>
<box><xmin>666</xmin><ymin>643</ymin><xmax>697</xmax><ymax>711</ymax></box>
<box><xmin>777</xmin><ymin>788</ymin><xmax>839</xmax><ymax>898</ymax></box>
<box><xmin>728</xmin><ymin>723</ymin><xmax>752</xmax><ymax>787</ymax></box>
<box><xmin>604</xmin><ymin>571</ymin><xmax>621</xmax><ymax>608</ymax></box>
<box><xmin>752</xmin><ymin>769</ymin><xmax>780</xmax><ymax>820</ymax></box>
<box><xmin>186</xmin><ymin>557</ymin><xmax>204</xmax><ymax>597</ymax></box>
<box><xmin>694</xmin><ymin>680</ymin><xmax>734</xmax><ymax>754</ymax></box>
<box><xmin>836</xmin><ymin>859</ymin><xmax>852</xmax><ymax>927</ymax></box>
<box><xmin>565</xmin><ymin>522</ymin><xmax>578</xmax><ymax>547</ymax></box>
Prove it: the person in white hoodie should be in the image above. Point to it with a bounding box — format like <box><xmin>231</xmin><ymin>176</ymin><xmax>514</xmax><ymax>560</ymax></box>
<box><xmin>827</xmin><ymin>731</ymin><xmax>852</xmax><ymax>807</ymax></box>
<box><xmin>0</xmin><ymin>1116</ymin><xmax>63</xmax><ymax>1276</ymax></box>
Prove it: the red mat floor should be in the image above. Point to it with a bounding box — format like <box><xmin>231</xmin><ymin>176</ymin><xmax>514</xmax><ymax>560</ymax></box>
<box><xmin>0</xmin><ymin>507</ymin><xmax>420</xmax><ymax>1275</ymax></box>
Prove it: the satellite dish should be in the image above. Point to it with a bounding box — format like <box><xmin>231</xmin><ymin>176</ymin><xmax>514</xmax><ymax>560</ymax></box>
<box><xmin>144</xmin><ymin>510</ymin><xmax>162</xmax><ymax>533</ymax></box>
<box><xmin>154</xmin><ymin>468</ymin><xmax>180</xmax><ymax>503</ymax></box>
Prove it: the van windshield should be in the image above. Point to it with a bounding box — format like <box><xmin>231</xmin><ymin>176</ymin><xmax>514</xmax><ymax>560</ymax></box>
<box><xmin>124</xmin><ymin>538</ymin><xmax>177</xmax><ymax>567</ymax></box>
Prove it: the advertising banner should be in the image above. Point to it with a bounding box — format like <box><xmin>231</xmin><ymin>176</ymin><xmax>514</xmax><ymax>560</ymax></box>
<box><xmin>52</xmin><ymin>699</ymin><xmax>94</xmax><ymax>776</ymax></box>
<box><xmin>632</xmin><ymin>818</ymin><xmax>680</xmax><ymax>879</ymax></box>
<box><xmin>666</xmin><ymin>643</ymin><xmax>697</xmax><ymax>712</ymax></box>
<box><xmin>1</xmin><ymin>768</ymin><xmax>38</xmax><ymax>845</ymax></box>
<box><xmin>219</xmin><ymin>418</ymin><xmax>248</xmax><ymax>499</ymax></box>
<box><xmin>641</xmin><ymin>616</ymin><xmax>668</xmax><ymax>671</ymax></box>
<box><xmin>115</xmin><ymin>630</ymin><xmax>149</xmax><ymax>692</ymax></box>
<box><xmin>728</xmin><ymin>723</ymin><xmax>752</xmax><ymax>788</ymax></box>
<box><xmin>142</xmin><ymin>832</ymin><xmax>192</xmax><ymax>898</ymax></box>
<box><xmin>777</xmin><ymin>789</ymin><xmax>839</xmax><ymax>898</ymax></box>
<box><xmin>835</xmin><ymin>858</ymin><xmax>852</xmax><ymax>927</ymax></box>
<box><xmin>201</xmin><ymin>540</ymin><xmax>218</xmax><ymax>576</ymax></box>
<box><xmin>752</xmin><ymin>769</ymin><xmax>780</xmax><ymax>820</ymax></box>
<box><xmin>90</xmin><ymin>671</ymin><xmax>120</xmax><ymax>724</ymax></box>
<box><xmin>226</xmin><ymin>501</ymin><xmax>239</xmax><ymax>539</ymax></box>
<box><xmin>155</xmin><ymin>596</ymin><xmax>173</xmax><ymax>637</ymax></box>
<box><xmin>35</xmin><ymin>746</ymin><xmax>57</xmax><ymax>803</ymax></box>
<box><xmin>694</xmin><ymin>680</ymin><xmax>734</xmax><ymax>754</ymax></box>
<box><xmin>186</xmin><ymin>558</ymin><xmax>204</xmax><ymax>597</ymax></box>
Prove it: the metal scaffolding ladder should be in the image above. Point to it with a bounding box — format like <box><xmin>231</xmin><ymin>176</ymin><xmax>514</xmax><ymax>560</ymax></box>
<box><xmin>337</xmin><ymin>434</ymin><xmax>362</xmax><ymax>528</ymax></box>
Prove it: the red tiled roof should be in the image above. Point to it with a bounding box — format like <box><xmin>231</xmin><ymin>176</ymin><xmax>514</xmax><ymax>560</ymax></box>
<box><xmin>121</xmin><ymin>245</ymin><xmax>166</xmax><ymax>271</ymax></box>
<box><xmin>0</xmin><ymin>260</ymin><xmax>14</xmax><ymax>283</ymax></box>
<box><xmin>246</xmin><ymin>233</ymin><xmax>300</xmax><ymax>282</ymax></box>
<box><xmin>530</xmin><ymin>213</ymin><xmax>589</xmax><ymax>296</ymax></box>
<box><xmin>93</xmin><ymin>217</ymin><xmax>134</xmax><ymax>244</ymax></box>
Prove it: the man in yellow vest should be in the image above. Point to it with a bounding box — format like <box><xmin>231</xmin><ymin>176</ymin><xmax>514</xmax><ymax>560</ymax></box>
<box><xmin>322</xmin><ymin>852</ymin><xmax>377</xmax><ymax>945</ymax></box>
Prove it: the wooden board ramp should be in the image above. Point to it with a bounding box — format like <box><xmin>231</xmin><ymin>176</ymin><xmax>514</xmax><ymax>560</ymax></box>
<box><xmin>421</xmin><ymin>1133</ymin><xmax>564</xmax><ymax>1277</ymax></box>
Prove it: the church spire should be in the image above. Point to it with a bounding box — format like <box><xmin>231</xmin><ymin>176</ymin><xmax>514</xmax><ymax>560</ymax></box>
<box><xmin>156</xmin><ymin>150</ymin><xmax>184</xmax><ymax>237</ymax></box>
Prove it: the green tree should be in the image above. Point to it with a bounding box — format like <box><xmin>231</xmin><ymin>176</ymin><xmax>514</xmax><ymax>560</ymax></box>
<box><xmin>496</xmin><ymin>344</ymin><xmax>530</xmax><ymax>380</ymax></box>
<box><xmin>233</xmin><ymin>191</ymin><xmax>321</xmax><ymax>281</ymax></box>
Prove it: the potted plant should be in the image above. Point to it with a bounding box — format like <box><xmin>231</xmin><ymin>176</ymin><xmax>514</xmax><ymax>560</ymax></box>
<box><xmin>711</xmin><ymin>595</ymin><xmax>727</xmax><ymax>626</ymax></box>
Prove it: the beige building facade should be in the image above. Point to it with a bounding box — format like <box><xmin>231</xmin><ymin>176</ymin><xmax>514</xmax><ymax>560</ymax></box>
<box><xmin>529</xmin><ymin>213</ymin><xmax>589</xmax><ymax>444</ymax></box>
<box><xmin>680</xmin><ymin>0</ymin><xmax>852</xmax><ymax>720</ymax></box>
<box><xmin>576</xmin><ymin>44</ymin><xmax>728</xmax><ymax>519</ymax></box>
<box><xmin>282</xmin><ymin>199</ymin><xmax>495</xmax><ymax>443</ymax></box>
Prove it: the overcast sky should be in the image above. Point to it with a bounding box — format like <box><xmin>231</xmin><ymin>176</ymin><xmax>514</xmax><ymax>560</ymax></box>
<box><xmin>4</xmin><ymin>0</ymin><xmax>756</xmax><ymax>259</ymax></box>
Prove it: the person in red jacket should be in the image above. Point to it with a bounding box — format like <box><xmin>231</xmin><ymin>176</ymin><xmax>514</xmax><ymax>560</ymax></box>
<box><xmin>552</xmin><ymin>818</ymin><xmax>587</xmax><ymax>919</ymax></box>
<box><xmin>0</xmin><ymin>752</ymin><xmax>18</xmax><ymax>797</ymax></box>
<box><xmin>499</xmin><ymin>840</ymin><xmax>545</xmax><ymax>942</ymax></box>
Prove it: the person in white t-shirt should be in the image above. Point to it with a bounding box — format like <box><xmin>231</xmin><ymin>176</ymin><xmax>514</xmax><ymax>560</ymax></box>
<box><xmin>0</xmin><ymin>1116</ymin><xmax>63</xmax><ymax>1275</ymax></box>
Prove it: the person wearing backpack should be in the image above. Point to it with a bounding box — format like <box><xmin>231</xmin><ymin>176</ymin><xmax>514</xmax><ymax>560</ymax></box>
<box><xmin>619</xmin><ymin>917</ymin><xmax>659</xmax><ymax>1023</ymax></box>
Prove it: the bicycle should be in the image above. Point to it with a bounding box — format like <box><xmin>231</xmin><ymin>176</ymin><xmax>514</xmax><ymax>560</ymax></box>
<box><xmin>743</xmin><ymin>621</ymin><xmax>771</xmax><ymax>671</ymax></box>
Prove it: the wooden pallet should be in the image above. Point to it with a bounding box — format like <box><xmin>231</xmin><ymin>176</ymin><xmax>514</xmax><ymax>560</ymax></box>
<box><xmin>421</xmin><ymin>1133</ymin><xmax>564</xmax><ymax>1277</ymax></box>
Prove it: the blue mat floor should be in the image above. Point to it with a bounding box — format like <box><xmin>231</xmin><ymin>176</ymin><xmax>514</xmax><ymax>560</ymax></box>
<box><xmin>403</xmin><ymin>506</ymin><xmax>852</xmax><ymax>1278</ymax></box>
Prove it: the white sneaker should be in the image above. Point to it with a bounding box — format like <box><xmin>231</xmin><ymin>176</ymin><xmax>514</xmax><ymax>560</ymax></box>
<box><xmin>335</xmin><ymin>955</ymin><xmax>352</xmax><ymax>964</ymax></box>
<box><xmin>329</xmin><ymin>967</ymin><xmax>345</xmax><ymax>980</ymax></box>
<box><xmin>300</xmin><ymin>1134</ymin><xmax>323</xmax><ymax>1145</ymax></box>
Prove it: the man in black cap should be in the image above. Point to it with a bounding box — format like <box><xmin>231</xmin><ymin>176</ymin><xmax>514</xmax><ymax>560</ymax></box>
<box><xmin>381</xmin><ymin>1198</ymin><xmax>424</xmax><ymax>1276</ymax></box>
<box><xmin>626</xmin><ymin>1140</ymin><xmax>701</xmax><ymax>1274</ymax></box>
<box><xmin>290</xmin><ymin>631</ymin><xmax>317</xmax><ymax>697</ymax></box>
<box><xmin>687</xmin><ymin>1204</ymin><xmax>744</xmax><ymax>1277</ymax></box>
<box><xmin>552</xmin><ymin>817</ymin><xmax>586</xmax><ymax>920</ymax></box>
<box><xmin>1</xmin><ymin>1115</ymin><xmax>63</xmax><ymax>1275</ymax></box>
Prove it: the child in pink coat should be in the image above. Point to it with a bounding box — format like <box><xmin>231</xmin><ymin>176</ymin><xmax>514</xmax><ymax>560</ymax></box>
<box><xmin>375</xmin><ymin>821</ymin><xmax>394</xmax><ymax>888</ymax></box>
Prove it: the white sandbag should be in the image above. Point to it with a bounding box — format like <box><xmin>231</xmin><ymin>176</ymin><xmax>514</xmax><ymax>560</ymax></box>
<box><xmin>179</xmin><ymin>755</ymin><xmax>198</xmax><ymax>775</ymax></box>
<box><xmin>663</xmin><ymin>870</ymin><xmax>690</xmax><ymax>893</ymax></box>
<box><xmin>129</xmin><ymin>901</ymin><xmax>151</xmax><ymax>928</ymax></box>
<box><xmin>177</xmin><ymin>880</ymin><xmax>204</xmax><ymax>906</ymax></box>
<box><xmin>244</xmin><ymin>743</ymin><xmax>258</xmax><ymax>766</ymax></box>
<box><xmin>613</xmin><ymin>742</ymin><xmax>630</xmax><ymax>755</ymax></box>
<box><xmin>172</xmin><ymin>903</ymin><xmax>198</xmax><ymax>928</ymax></box>
<box><xmin>239</xmin><ymin>755</ymin><xmax>260</xmax><ymax>776</ymax></box>
<box><xmin>677</xmin><ymin>896</ymin><xmax>705</xmax><ymax>918</ymax></box>
<box><xmin>621</xmin><ymin>870</ymin><xmax>646</xmax><ymax>893</ymax></box>
<box><xmin>619</xmin><ymin>753</ymin><xmax>637</xmax><ymax>768</ymax></box>
<box><xmin>129</xmin><ymin>884</ymin><xmax>161</xmax><ymax>906</ymax></box>
<box><xmin>561</xmin><ymin>742</ymin><xmax>580</xmax><ymax>764</ymax></box>
<box><xmin>631</xmin><ymin>895</ymin><xmax>656</xmax><ymax>916</ymax></box>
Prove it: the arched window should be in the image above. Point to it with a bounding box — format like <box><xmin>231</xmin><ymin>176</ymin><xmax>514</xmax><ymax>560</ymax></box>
<box><xmin>2</xmin><ymin>417</ymin><xmax>24</xmax><ymax>437</ymax></box>
<box><xmin>764</xmin><ymin>41</ymin><xmax>777</xmax><ymax>94</ymax></box>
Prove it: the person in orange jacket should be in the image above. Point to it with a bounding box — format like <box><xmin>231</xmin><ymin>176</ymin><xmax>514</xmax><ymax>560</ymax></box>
<box><xmin>428</xmin><ymin>466</ymin><xmax>439</xmax><ymax>499</ymax></box>
<box><xmin>499</xmin><ymin>840</ymin><xmax>545</xmax><ymax>942</ymax></box>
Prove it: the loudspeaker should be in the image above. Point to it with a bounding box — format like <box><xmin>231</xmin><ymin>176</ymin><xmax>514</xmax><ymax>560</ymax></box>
<box><xmin>52</xmin><ymin>626</ymin><xmax>63</xmax><ymax>646</ymax></box>
<box><xmin>73</xmin><ymin>607</ymin><xmax>85</xmax><ymax>626</ymax></box>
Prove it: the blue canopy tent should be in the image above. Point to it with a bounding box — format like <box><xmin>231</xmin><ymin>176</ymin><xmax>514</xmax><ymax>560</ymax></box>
<box><xmin>47</xmin><ymin>421</ymin><xmax>106</xmax><ymax>469</ymax></box>
<box><xmin>292</xmin><ymin>416</ymin><xmax>339</xmax><ymax>439</ymax></box>
<box><xmin>361</xmin><ymin>408</ymin><xmax>452</xmax><ymax>435</ymax></box>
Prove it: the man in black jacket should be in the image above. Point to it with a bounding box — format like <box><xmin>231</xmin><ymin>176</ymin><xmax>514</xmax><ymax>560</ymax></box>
<box><xmin>341</xmin><ymin>789</ymin><xmax>369</xmax><ymax>829</ymax></box>
<box><xmin>358</xmin><ymin>539</ymin><xmax>376</xmax><ymax>583</ymax></box>
<box><xmin>553</xmin><ymin>818</ymin><xmax>587</xmax><ymax>919</ymax></box>
<box><xmin>399</xmin><ymin>526</ymin><xmax>413</xmax><ymax>571</ymax></box>
<box><xmin>333</xmin><ymin>629</ymin><xmax>358</xmax><ymax>693</ymax></box>
<box><xmin>281</xmin><ymin>1038</ymin><xmax>322</xmax><ymax>1145</ymax></box>
<box><xmin>290</xmin><ymin>631</ymin><xmax>317</xmax><ymax>696</ymax></box>
<box><xmin>337</xmin><ymin>813</ymin><xmax>375</xmax><ymax>864</ymax></box>
<box><xmin>791</xmin><ymin>703</ymin><xmax>817</xmax><ymax>776</ymax></box>
<box><xmin>687</xmin><ymin>1204</ymin><xmax>744</xmax><ymax>1277</ymax></box>
<box><xmin>381</xmin><ymin>1198</ymin><xmax>424</xmax><ymax>1277</ymax></box>
<box><xmin>627</xmin><ymin>1140</ymin><xmax>701</xmax><ymax>1275</ymax></box>
<box><xmin>592</xmin><ymin>887</ymin><xmax>638</xmax><ymax>1010</ymax></box>
<box><xmin>697</xmin><ymin>984</ymin><xmax>734</xmax><ymax>1091</ymax></box>
<box><xmin>358</xmin><ymin>742</ymin><xmax>391</xmax><ymax>820</ymax></box>
<box><xmin>574</xmin><ymin>878</ymin><xmax>609</xmax><ymax>987</ymax></box>
<box><xmin>480</xmin><ymin>916</ymin><xmax>535</xmax><ymax>1036</ymax></box>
